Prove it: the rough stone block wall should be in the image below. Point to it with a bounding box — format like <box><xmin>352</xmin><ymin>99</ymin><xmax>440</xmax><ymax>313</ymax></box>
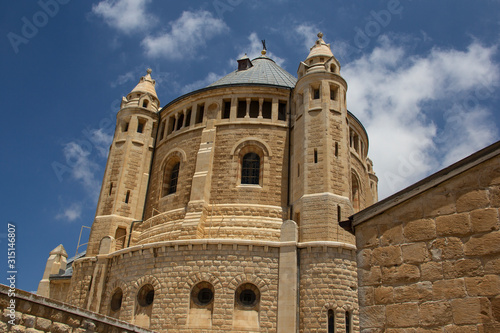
<box><xmin>299</xmin><ymin>246</ymin><xmax>359</xmax><ymax>333</ymax></box>
<box><xmin>356</xmin><ymin>155</ymin><xmax>500</xmax><ymax>332</ymax></box>
<box><xmin>66</xmin><ymin>258</ymin><xmax>97</xmax><ymax>308</ymax></box>
<box><xmin>98</xmin><ymin>243</ymin><xmax>280</xmax><ymax>332</ymax></box>
<box><xmin>0</xmin><ymin>284</ymin><xmax>154</xmax><ymax>333</ymax></box>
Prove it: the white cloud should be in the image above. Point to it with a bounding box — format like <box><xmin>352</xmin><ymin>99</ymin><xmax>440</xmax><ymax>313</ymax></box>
<box><xmin>238</xmin><ymin>32</ymin><xmax>285</xmax><ymax>67</ymax></box>
<box><xmin>92</xmin><ymin>0</ymin><xmax>156</xmax><ymax>34</ymax></box>
<box><xmin>56</xmin><ymin>202</ymin><xmax>83</xmax><ymax>222</ymax></box>
<box><xmin>62</xmin><ymin>141</ymin><xmax>102</xmax><ymax>199</ymax></box>
<box><xmin>110</xmin><ymin>71</ymin><xmax>135</xmax><ymax>88</ymax></box>
<box><xmin>344</xmin><ymin>36</ymin><xmax>499</xmax><ymax>199</ymax></box>
<box><xmin>294</xmin><ymin>24</ymin><xmax>319</xmax><ymax>51</ymax></box>
<box><xmin>142</xmin><ymin>10</ymin><xmax>228</xmax><ymax>59</ymax></box>
<box><xmin>180</xmin><ymin>72</ymin><xmax>223</xmax><ymax>95</ymax></box>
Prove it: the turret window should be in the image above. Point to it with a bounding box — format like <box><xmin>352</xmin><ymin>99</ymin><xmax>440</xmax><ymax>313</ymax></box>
<box><xmin>328</xmin><ymin>309</ymin><xmax>335</xmax><ymax>333</ymax></box>
<box><xmin>142</xmin><ymin>100</ymin><xmax>149</xmax><ymax>108</ymax></box>
<box><xmin>241</xmin><ymin>153</ymin><xmax>260</xmax><ymax>185</ymax></box>
<box><xmin>237</xmin><ymin>100</ymin><xmax>246</xmax><ymax>118</ymax></box>
<box><xmin>313</xmin><ymin>88</ymin><xmax>320</xmax><ymax>100</ymax></box>
<box><xmin>125</xmin><ymin>190</ymin><xmax>130</xmax><ymax>204</ymax></box>
<box><xmin>345</xmin><ymin>311</ymin><xmax>351</xmax><ymax>333</ymax></box>
<box><xmin>137</xmin><ymin>118</ymin><xmax>147</xmax><ymax>133</ymax></box>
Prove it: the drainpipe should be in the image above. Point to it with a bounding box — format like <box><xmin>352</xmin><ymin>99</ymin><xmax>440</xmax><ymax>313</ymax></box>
<box><xmin>127</xmin><ymin>220</ymin><xmax>143</xmax><ymax>247</ymax></box>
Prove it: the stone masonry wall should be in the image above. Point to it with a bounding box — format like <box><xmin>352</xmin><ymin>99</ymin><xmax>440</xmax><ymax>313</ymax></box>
<box><xmin>96</xmin><ymin>242</ymin><xmax>280</xmax><ymax>332</ymax></box>
<box><xmin>356</xmin><ymin>154</ymin><xmax>500</xmax><ymax>332</ymax></box>
<box><xmin>299</xmin><ymin>245</ymin><xmax>359</xmax><ymax>333</ymax></box>
<box><xmin>0</xmin><ymin>284</ymin><xmax>154</xmax><ymax>333</ymax></box>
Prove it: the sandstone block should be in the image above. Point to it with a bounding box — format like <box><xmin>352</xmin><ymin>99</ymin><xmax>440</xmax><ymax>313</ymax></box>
<box><xmin>423</xmin><ymin>188</ymin><xmax>456</xmax><ymax>218</ymax></box>
<box><xmin>381</xmin><ymin>264</ymin><xmax>420</xmax><ymax>285</ymax></box>
<box><xmin>359</xmin><ymin>286</ymin><xmax>374</xmax><ymax>307</ymax></box>
<box><xmin>35</xmin><ymin>318</ymin><xmax>52</xmax><ymax>331</ymax></box>
<box><xmin>442</xmin><ymin>258</ymin><xmax>483</xmax><ymax>278</ymax></box>
<box><xmin>470</xmin><ymin>208</ymin><xmax>499</xmax><ymax>233</ymax></box>
<box><xmin>379</xmin><ymin>224</ymin><xmax>404</xmax><ymax>246</ymax></box>
<box><xmin>436</xmin><ymin>213</ymin><xmax>470</xmax><ymax>237</ymax></box>
<box><xmin>484</xmin><ymin>257</ymin><xmax>500</xmax><ymax>274</ymax></box>
<box><xmin>465</xmin><ymin>275</ymin><xmax>500</xmax><ymax>296</ymax></box>
<box><xmin>11</xmin><ymin>326</ymin><xmax>26</xmax><ymax>333</ymax></box>
<box><xmin>443</xmin><ymin>324</ymin><xmax>479</xmax><ymax>333</ymax></box>
<box><xmin>357</xmin><ymin>249</ymin><xmax>372</xmax><ymax>269</ymax></box>
<box><xmin>419</xmin><ymin>301</ymin><xmax>452</xmax><ymax>327</ymax></box>
<box><xmin>372</xmin><ymin>246</ymin><xmax>402</xmax><ymax>267</ymax></box>
<box><xmin>374</xmin><ymin>286</ymin><xmax>393</xmax><ymax>304</ymax></box>
<box><xmin>357</xmin><ymin>225</ymin><xmax>379</xmax><ymax>249</ymax></box>
<box><xmin>432</xmin><ymin>278</ymin><xmax>466</xmax><ymax>300</ymax></box>
<box><xmin>393</xmin><ymin>282</ymin><xmax>432</xmax><ymax>303</ymax></box>
<box><xmin>358</xmin><ymin>267</ymin><xmax>382</xmax><ymax>286</ymax></box>
<box><xmin>359</xmin><ymin>305</ymin><xmax>385</xmax><ymax>329</ymax></box>
<box><xmin>430</xmin><ymin>237</ymin><xmax>463</xmax><ymax>260</ymax></box>
<box><xmin>456</xmin><ymin>189</ymin><xmax>490</xmax><ymax>213</ymax></box>
<box><xmin>386</xmin><ymin>303</ymin><xmax>419</xmax><ymax>328</ymax></box>
<box><xmin>421</xmin><ymin>261</ymin><xmax>443</xmax><ymax>282</ymax></box>
<box><xmin>403</xmin><ymin>219</ymin><xmax>436</xmax><ymax>242</ymax></box>
<box><xmin>451</xmin><ymin>297</ymin><xmax>492</xmax><ymax>325</ymax></box>
<box><xmin>464</xmin><ymin>231</ymin><xmax>500</xmax><ymax>256</ymax></box>
<box><xmin>490</xmin><ymin>186</ymin><xmax>500</xmax><ymax>207</ymax></box>
<box><xmin>402</xmin><ymin>242</ymin><xmax>429</xmax><ymax>264</ymax></box>
<box><xmin>492</xmin><ymin>295</ymin><xmax>500</xmax><ymax>322</ymax></box>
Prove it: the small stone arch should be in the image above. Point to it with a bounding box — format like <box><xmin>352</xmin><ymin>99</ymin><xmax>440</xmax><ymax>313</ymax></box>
<box><xmin>131</xmin><ymin>275</ymin><xmax>161</xmax><ymax>297</ymax></box>
<box><xmin>103</xmin><ymin>279</ymin><xmax>127</xmax><ymax>316</ymax></box>
<box><xmin>227</xmin><ymin>273</ymin><xmax>269</xmax><ymax>294</ymax></box>
<box><xmin>161</xmin><ymin>148</ymin><xmax>187</xmax><ymax>166</ymax></box>
<box><xmin>231</xmin><ymin>137</ymin><xmax>272</xmax><ymax>158</ymax></box>
<box><xmin>181</xmin><ymin>272</ymin><xmax>223</xmax><ymax>293</ymax></box>
<box><xmin>207</xmin><ymin>101</ymin><xmax>219</xmax><ymax>120</ymax></box>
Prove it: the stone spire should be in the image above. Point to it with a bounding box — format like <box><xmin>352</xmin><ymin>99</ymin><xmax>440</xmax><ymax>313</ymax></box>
<box><xmin>130</xmin><ymin>68</ymin><xmax>158</xmax><ymax>99</ymax></box>
<box><xmin>306</xmin><ymin>32</ymin><xmax>334</xmax><ymax>61</ymax></box>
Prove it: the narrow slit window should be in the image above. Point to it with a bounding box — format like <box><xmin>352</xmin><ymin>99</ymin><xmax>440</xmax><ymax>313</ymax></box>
<box><xmin>249</xmin><ymin>100</ymin><xmax>259</xmax><ymax>118</ymax></box>
<box><xmin>222</xmin><ymin>101</ymin><xmax>231</xmax><ymax>119</ymax></box>
<box><xmin>314</xmin><ymin>149</ymin><xmax>318</xmax><ymax>163</ymax></box>
<box><xmin>262</xmin><ymin>100</ymin><xmax>272</xmax><ymax>119</ymax></box>
<box><xmin>297</xmin><ymin>164</ymin><xmax>300</xmax><ymax>177</ymax></box>
<box><xmin>237</xmin><ymin>100</ymin><xmax>246</xmax><ymax>118</ymax></box>
<box><xmin>125</xmin><ymin>190</ymin><xmax>130</xmax><ymax>204</ymax></box>
<box><xmin>137</xmin><ymin>118</ymin><xmax>146</xmax><ymax>133</ymax></box>
<box><xmin>330</xmin><ymin>87</ymin><xmax>337</xmax><ymax>100</ymax></box>
<box><xmin>335</xmin><ymin>142</ymin><xmax>339</xmax><ymax>157</ymax></box>
<box><xmin>142</xmin><ymin>100</ymin><xmax>149</xmax><ymax>108</ymax></box>
<box><xmin>337</xmin><ymin>205</ymin><xmax>341</xmax><ymax>222</ymax></box>
<box><xmin>159</xmin><ymin>120</ymin><xmax>166</xmax><ymax>140</ymax></box>
<box><xmin>168</xmin><ymin>116</ymin><xmax>175</xmax><ymax>135</ymax></box>
<box><xmin>328</xmin><ymin>309</ymin><xmax>335</xmax><ymax>333</ymax></box>
<box><xmin>278</xmin><ymin>102</ymin><xmax>287</xmax><ymax>121</ymax></box>
<box><xmin>345</xmin><ymin>311</ymin><xmax>351</xmax><ymax>333</ymax></box>
<box><xmin>176</xmin><ymin>113</ymin><xmax>184</xmax><ymax>131</ymax></box>
<box><xmin>185</xmin><ymin>108</ymin><xmax>192</xmax><ymax>127</ymax></box>
<box><xmin>313</xmin><ymin>88</ymin><xmax>320</xmax><ymax>100</ymax></box>
<box><xmin>109</xmin><ymin>183</ymin><xmax>113</xmax><ymax>196</ymax></box>
<box><xmin>195</xmin><ymin>105</ymin><xmax>204</xmax><ymax>124</ymax></box>
<box><xmin>123</xmin><ymin>122</ymin><xmax>129</xmax><ymax>132</ymax></box>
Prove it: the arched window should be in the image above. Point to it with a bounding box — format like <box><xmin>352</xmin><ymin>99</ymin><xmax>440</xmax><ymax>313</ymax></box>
<box><xmin>345</xmin><ymin>311</ymin><xmax>351</xmax><ymax>333</ymax></box>
<box><xmin>162</xmin><ymin>161</ymin><xmax>180</xmax><ymax>196</ymax></box>
<box><xmin>328</xmin><ymin>309</ymin><xmax>335</xmax><ymax>333</ymax></box>
<box><xmin>241</xmin><ymin>153</ymin><xmax>260</xmax><ymax>185</ymax></box>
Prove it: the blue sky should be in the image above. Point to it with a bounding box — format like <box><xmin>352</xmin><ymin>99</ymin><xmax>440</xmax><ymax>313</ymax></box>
<box><xmin>1</xmin><ymin>0</ymin><xmax>499</xmax><ymax>292</ymax></box>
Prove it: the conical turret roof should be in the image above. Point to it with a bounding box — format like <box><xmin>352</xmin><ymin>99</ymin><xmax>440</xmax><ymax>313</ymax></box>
<box><xmin>131</xmin><ymin>68</ymin><xmax>158</xmax><ymax>99</ymax></box>
<box><xmin>306</xmin><ymin>32</ymin><xmax>333</xmax><ymax>60</ymax></box>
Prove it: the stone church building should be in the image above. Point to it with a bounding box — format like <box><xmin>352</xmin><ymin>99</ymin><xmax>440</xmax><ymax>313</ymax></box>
<box><xmin>8</xmin><ymin>33</ymin><xmax>498</xmax><ymax>332</ymax></box>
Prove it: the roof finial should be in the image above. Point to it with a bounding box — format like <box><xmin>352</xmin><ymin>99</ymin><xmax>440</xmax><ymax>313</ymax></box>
<box><xmin>317</xmin><ymin>32</ymin><xmax>324</xmax><ymax>39</ymax></box>
<box><xmin>146</xmin><ymin>68</ymin><xmax>152</xmax><ymax>75</ymax></box>
<box><xmin>261</xmin><ymin>39</ymin><xmax>267</xmax><ymax>55</ymax></box>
